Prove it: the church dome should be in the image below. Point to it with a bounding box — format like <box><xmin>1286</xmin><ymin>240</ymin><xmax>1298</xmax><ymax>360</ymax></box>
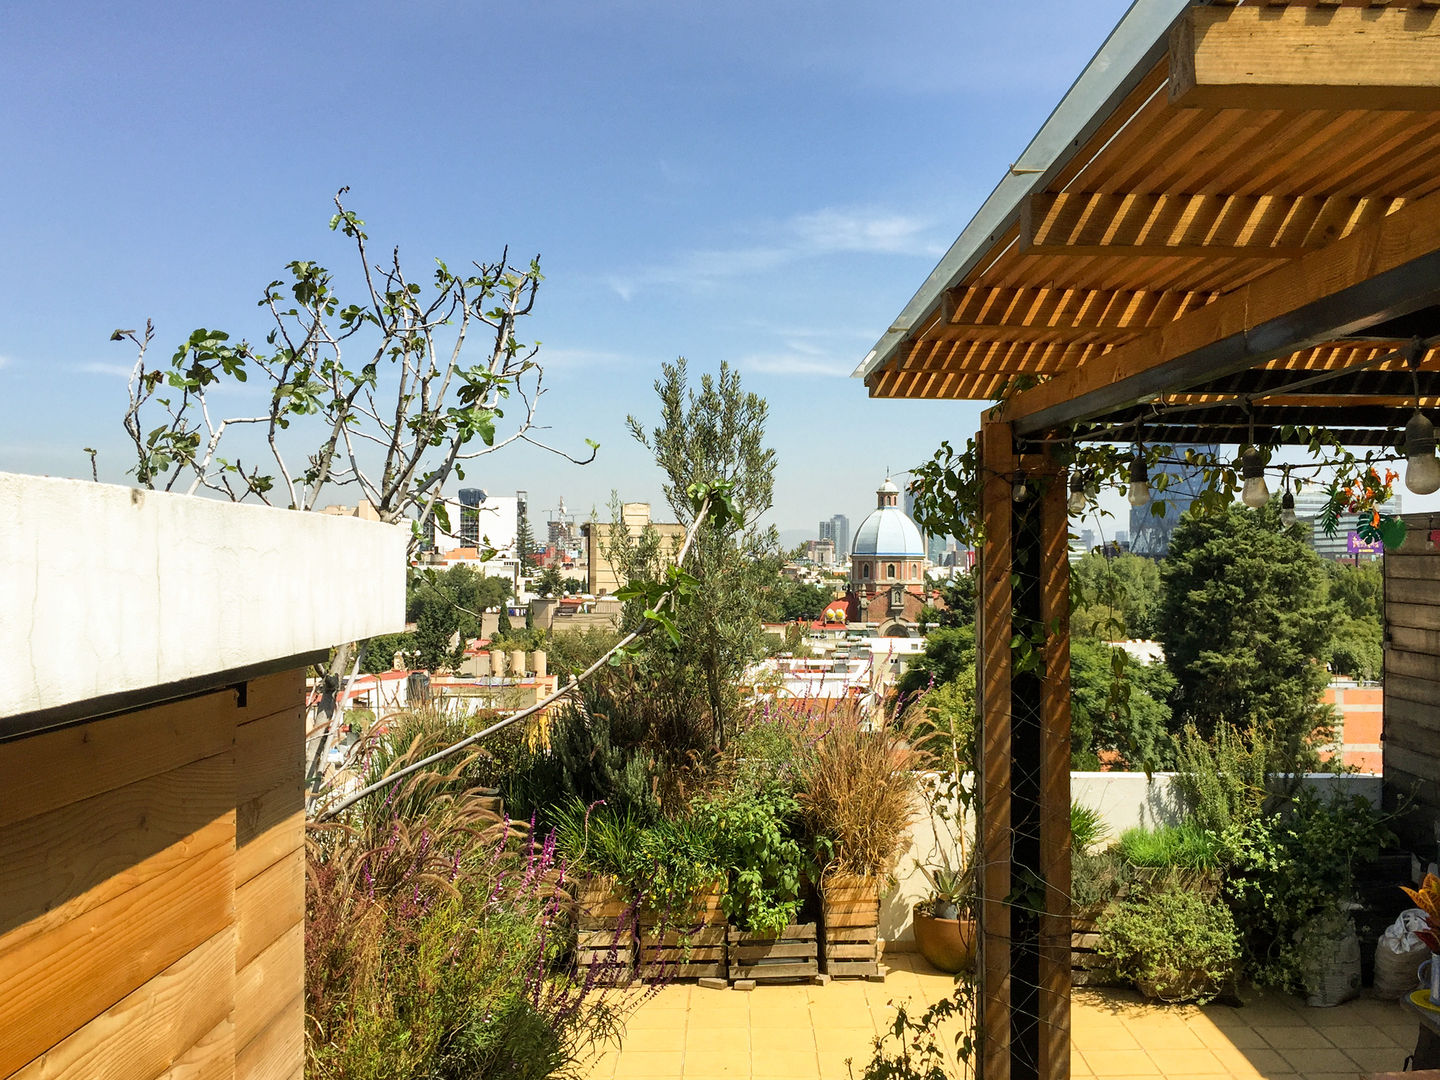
<box><xmin>851</xmin><ymin>478</ymin><xmax>925</xmax><ymax>558</ymax></box>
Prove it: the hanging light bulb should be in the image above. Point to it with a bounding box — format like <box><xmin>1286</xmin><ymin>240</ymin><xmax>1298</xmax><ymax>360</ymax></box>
<box><xmin>1280</xmin><ymin>490</ymin><xmax>1297</xmax><ymax>528</ymax></box>
<box><xmin>1127</xmin><ymin>450</ymin><xmax>1150</xmax><ymax>508</ymax></box>
<box><xmin>1067</xmin><ymin>471</ymin><xmax>1087</xmax><ymax>515</ymax></box>
<box><xmin>1012</xmin><ymin>470</ymin><xmax>1028</xmax><ymax>503</ymax></box>
<box><xmin>1279</xmin><ymin>468</ymin><xmax>1297</xmax><ymax>527</ymax></box>
<box><xmin>1240</xmin><ymin>448</ymin><xmax>1270</xmax><ymax>509</ymax></box>
<box><xmin>1404</xmin><ymin>409</ymin><xmax>1440</xmax><ymax>495</ymax></box>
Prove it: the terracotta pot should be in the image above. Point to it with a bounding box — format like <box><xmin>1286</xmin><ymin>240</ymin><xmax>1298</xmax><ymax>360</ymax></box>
<box><xmin>912</xmin><ymin>904</ymin><xmax>976</xmax><ymax>974</ymax></box>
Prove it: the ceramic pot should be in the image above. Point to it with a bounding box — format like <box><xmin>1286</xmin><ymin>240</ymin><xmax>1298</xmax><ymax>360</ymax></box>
<box><xmin>912</xmin><ymin>904</ymin><xmax>976</xmax><ymax>974</ymax></box>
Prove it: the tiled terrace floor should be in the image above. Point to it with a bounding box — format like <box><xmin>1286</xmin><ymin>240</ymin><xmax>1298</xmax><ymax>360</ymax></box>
<box><xmin>583</xmin><ymin>953</ymin><xmax>1417</xmax><ymax>1079</ymax></box>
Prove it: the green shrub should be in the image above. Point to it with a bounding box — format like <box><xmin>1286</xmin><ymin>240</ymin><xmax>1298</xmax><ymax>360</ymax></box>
<box><xmin>1173</xmin><ymin>722</ymin><xmax>1272</xmax><ymax>833</ymax></box>
<box><xmin>1071</xmin><ymin>847</ymin><xmax>1127</xmax><ymax>919</ymax></box>
<box><xmin>1220</xmin><ymin>787</ymin><xmax>1395</xmax><ymax>991</ymax></box>
<box><xmin>694</xmin><ymin>782</ymin><xmax>806</xmax><ymax>935</ymax></box>
<box><xmin>1118</xmin><ymin>822</ymin><xmax>1221</xmax><ymax>869</ymax></box>
<box><xmin>549</xmin><ymin>798</ymin><xmax>723</xmax><ymax>919</ymax></box>
<box><xmin>1097</xmin><ymin>887</ymin><xmax>1240</xmax><ymax>1004</ymax></box>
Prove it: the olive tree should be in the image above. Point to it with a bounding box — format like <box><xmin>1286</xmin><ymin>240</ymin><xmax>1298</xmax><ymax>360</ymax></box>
<box><xmin>623</xmin><ymin>359</ymin><xmax>779</xmax><ymax>748</ymax></box>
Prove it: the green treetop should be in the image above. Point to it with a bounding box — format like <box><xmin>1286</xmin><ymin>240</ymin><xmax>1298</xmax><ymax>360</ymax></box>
<box><xmin>1156</xmin><ymin>502</ymin><xmax>1336</xmax><ymax>760</ymax></box>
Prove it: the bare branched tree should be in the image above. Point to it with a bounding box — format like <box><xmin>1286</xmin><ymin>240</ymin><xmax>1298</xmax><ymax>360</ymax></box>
<box><xmin>111</xmin><ymin>189</ymin><xmax>596</xmax><ymax>791</ymax></box>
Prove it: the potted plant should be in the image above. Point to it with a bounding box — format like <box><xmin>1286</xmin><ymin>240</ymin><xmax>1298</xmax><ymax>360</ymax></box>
<box><xmin>798</xmin><ymin>704</ymin><xmax>922</xmax><ymax>977</ymax></box>
<box><xmin>912</xmin><ymin>858</ymin><xmax>976</xmax><ymax>973</ymax></box>
<box><xmin>907</xmin><ymin>681</ymin><xmax>977</xmax><ymax>974</ymax></box>
<box><xmin>1097</xmin><ymin>884</ymin><xmax>1240</xmax><ymax>1003</ymax></box>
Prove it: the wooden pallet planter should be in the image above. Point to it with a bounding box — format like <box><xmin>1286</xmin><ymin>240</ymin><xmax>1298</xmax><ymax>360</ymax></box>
<box><xmin>638</xmin><ymin>887</ymin><xmax>727</xmax><ymax>981</ymax></box>
<box><xmin>574</xmin><ymin>877</ymin><xmax>636</xmax><ymax>984</ymax></box>
<box><xmin>1070</xmin><ymin>912</ymin><xmax>1123</xmax><ymax>988</ymax></box>
<box><xmin>821</xmin><ymin>875</ymin><xmax>881</xmax><ymax>978</ymax></box>
<box><xmin>727</xmin><ymin>922</ymin><xmax>819</xmax><ymax>982</ymax></box>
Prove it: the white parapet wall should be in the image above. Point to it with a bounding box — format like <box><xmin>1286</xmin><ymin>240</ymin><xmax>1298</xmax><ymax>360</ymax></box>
<box><xmin>1</xmin><ymin>472</ymin><xmax>408</xmax><ymax>721</ymax></box>
<box><xmin>883</xmin><ymin>769</ymin><xmax>1384</xmax><ymax>949</ymax></box>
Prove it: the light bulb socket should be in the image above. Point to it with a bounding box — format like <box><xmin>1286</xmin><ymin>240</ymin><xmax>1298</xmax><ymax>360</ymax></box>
<box><xmin>1068</xmin><ymin>472</ymin><xmax>1085</xmax><ymax>497</ymax></box>
<box><xmin>1241</xmin><ymin>447</ymin><xmax>1266</xmax><ymax>480</ymax></box>
<box><xmin>1406</xmin><ymin>410</ymin><xmax>1437</xmax><ymax>459</ymax></box>
<box><xmin>1128</xmin><ymin>454</ymin><xmax>1148</xmax><ymax>485</ymax></box>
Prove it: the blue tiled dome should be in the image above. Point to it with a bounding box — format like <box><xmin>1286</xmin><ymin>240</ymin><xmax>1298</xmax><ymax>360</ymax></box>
<box><xmin>852</xmin><ymin>508</ymin><xmax>925</xmax><ymax>557</ymax></box>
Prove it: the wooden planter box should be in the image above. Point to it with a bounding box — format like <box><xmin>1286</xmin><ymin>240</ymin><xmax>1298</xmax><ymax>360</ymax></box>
<box><xmin>574</xmin><ymin>876</ymin><xmax>636</xmax><ymax>984</ymax></box>
<box><xmin>820</xmin><ymin>874</ymin><xmax>881</xmax><ymax>979</ymax></box>
<box><xmin>1070</xmin><ymin>915</ymin><xmax>1124</xmax><ymax>988</ymax></box>
<box><xmin>727</xmin><ymin>921</ymin><xmax>819</xmax><ymax>983</ymax></box>
<box><xmin>639</xmin><ymin>886</ymin><xmax>727</xmax><ymax>981</ymax></box>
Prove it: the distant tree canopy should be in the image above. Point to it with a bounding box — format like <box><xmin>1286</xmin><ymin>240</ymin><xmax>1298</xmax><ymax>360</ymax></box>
<box><xmin>1324</xmin><ymin>560</ymin><xmax>1384</xmax><ymax>681</ymax></box>
<box><xmin>896</xmin><ymin>625</ymin><xmax>975</xmax><ymax>706</ymax></box>
<box><xmin>767</xmin><ymin>579</ymin><xmax>835</xmax><ymax>623</ymax></box>
<box><xmin>1156</xmin><ymin>502</ymin><xmax>1336</xmax><ymax>757</ymax></box>
<box><xmin>1068</xmin><ymin>638</ymin><xmax>1177</xmax><ymax>771</ymax></box>
<box><xmin>407</xmin><ymin>566</ymin><xmax>512</xmax><ymax>673</ymax></box>
<box><xmin>920</xmin><ymin>573</ymin><xmax>976</xmax><ymax>633</ymax></box>
<box><xmin>533</xmin><ymin>565</ymin><xmax>566</xmax><ymax>598</ymax></box>
<box><xmin>1070</xmin><ymin>551</ymin><xmax>1162</xmax><ymax>641</ymax></box>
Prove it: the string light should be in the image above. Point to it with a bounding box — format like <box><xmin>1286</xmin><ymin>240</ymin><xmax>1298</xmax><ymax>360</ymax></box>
<box><xmin>1401</xmin><ymin>339</ymin><xmax>1439</xmax><ymax>496</ymax></box>
<box><xmin>1280</xmin><ymin>467</ymin><xmax>1297</xmax><ymax>528</ymax></box>
<box><xmin>1012</xmin><ymin>470</ymin><xmax>1028</xmax><ymax>503</ymax></box>
<box><xmin>1067</xmin><ymin>471</ymin><xmax>1087</xmax><ymax>515</ymax></box>
<box><xmin>1404</xmin><ymin>409</ymin><xmax>1440</xmax><ymax>495</ymax></box>
<box><xmin>1127</xmin><ymin>448</ymin><xmax>1150</xmax><ymax>508</ymax></box>
<box><xmin>1240</xmin><ymin>447</ymin><xmax>1270</xmax><ymax>509</ymax></box>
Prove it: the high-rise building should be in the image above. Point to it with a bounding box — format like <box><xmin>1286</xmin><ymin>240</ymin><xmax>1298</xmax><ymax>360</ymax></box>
<box><xmin>547</xmin><ymin>496</ymin><xmax>578</xmax><ymax>550</ymax></box>
<box><xmin>458</xmin><ymin>488</ymin><xmax>485</xmax><ymax>548</ymax></box>
<box><xmin>1128</xmin><ymin>444</ymin><xmax>1220</xmax><ymax>558</ymax></box>
<box><xmin>818</xmin><ymin>514</ymin><xmax>851</xmax><ymax>561</ymax></box>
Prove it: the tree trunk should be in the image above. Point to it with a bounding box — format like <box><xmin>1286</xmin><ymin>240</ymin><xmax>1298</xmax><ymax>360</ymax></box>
<box><xmin>306</xmin><ymin>640</ymin><xmax>364</xmax><ymax>796</ymax></box>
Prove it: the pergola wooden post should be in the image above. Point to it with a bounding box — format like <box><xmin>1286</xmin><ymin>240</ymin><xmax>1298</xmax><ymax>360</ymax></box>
<box><xmin>978</xmin><ymin>422</ymin><xmax>1072</xmax><ymax>1080</ymax></box>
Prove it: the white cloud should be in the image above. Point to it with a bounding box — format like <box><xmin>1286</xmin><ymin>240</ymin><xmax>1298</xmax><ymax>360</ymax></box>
<box><xmin>76</xmin><ymin>361</ymin><xmax>135</xmax><ymax>378</ymax></box>
<box><xmin>539</xmin><ymin>346</ymin><xmax>630</xmax><ymax>370</ymax></box>
<box><xmin>787</xmin><ymin>208</ymin><xmax>946</xmax><ymax>257</ymax></box>
<box><xmin>737</xmin><ymin>338</ymin><xmax>853</xmax><ymax>378</ymax></box>
<box><xmin>608</xmin><ymin>205</ymin><xmax>945</xmax><ymax>300</ymax></box>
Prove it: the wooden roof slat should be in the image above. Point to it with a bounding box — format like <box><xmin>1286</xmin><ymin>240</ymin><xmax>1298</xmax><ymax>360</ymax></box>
<box><xmin>995</xmin><ymin>190</ymin><xmax>1440</xmax><ymax>433</ymax></box>
<box><xmin>1171</xmin><ymin>6</ymin><xmax>1440</xmax><ymax>112</ymax></box>
<box><xmin>933</xmin><ymin>285</ymin><xmax>1218</xmax><ymax>337</ymax></box>
<box><xmin>1020</xmin><ymin>191</ymin><xmax>1404</xmax><ymax>256</ymax></box>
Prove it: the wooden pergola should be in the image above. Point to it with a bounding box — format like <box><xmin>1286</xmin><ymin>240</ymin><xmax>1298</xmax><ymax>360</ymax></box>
<box><xmin>856</xmin><ymin>3</ymin><xmax>1440</xmax><ymax>1078</ymax></box>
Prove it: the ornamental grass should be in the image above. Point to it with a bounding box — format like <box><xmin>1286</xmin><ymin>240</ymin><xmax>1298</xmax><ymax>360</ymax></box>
<box><xmin>306</xmin><ymin>709</ymin><xmax>625</xmax><ymax>1080</ymax></box>
<box><xmin>797</xmin><ymin>702</ymin><xmax>922</xmax><ymax>880</ymax></box>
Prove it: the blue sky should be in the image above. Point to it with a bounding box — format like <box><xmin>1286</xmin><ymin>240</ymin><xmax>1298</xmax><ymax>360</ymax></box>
<box><xmin>1</xmin><ymin>0</ymin><xmax>1143</xmax><ymax>536</ymax></box>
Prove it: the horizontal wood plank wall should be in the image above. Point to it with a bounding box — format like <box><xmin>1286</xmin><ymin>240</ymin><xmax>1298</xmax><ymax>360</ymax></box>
<box><xmin>1384</xmin><ymin>519</ymin><xmax>1440</xmax><ymax>851</ymax></box>
<box><xmin>234</xmin><ymin>670</ymin><xmax>305</xmax><ymax>1080</ymax></box>
<box><xmin>0</xmin><ymin>667</ymin><xmax>307</xmax><ymax>1080</ymax></box>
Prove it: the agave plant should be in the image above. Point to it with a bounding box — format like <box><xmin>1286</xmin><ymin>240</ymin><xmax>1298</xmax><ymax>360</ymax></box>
<box><xmin>1401</xmin><ymin>873</ymin><xmax>1440</xmax><ymax>952</ymax></box>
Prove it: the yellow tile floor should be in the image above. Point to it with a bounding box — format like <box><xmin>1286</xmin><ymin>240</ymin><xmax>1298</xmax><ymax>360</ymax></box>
<box><xmin>582</xmin><ymin>954</ymin><xmax>1417</xmax><ymax>1080</ymax></box>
